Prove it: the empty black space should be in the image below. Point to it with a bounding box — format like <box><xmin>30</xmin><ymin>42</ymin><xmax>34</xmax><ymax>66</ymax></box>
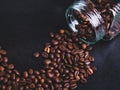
<box><xmin>0</xmin><ymin>0</ymin><xmax>120</xmax><ymax>90</ymax></box>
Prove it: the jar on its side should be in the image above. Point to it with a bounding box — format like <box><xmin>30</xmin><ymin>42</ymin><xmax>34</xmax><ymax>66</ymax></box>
<box><xmin>66</xmin><ymin>0</ymin><xmax>120</xmax><ymax>44</ymax></box>
<box><xmin>65</xmin><ymin>0</ymin><xmax>106</xmax><ymax>44</ymax></box>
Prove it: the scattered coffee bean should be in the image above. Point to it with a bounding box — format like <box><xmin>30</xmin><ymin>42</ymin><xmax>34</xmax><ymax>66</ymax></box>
<box><xmin>33</xmin><ymin>52</ymin><xmax>40</xmax><ymax>58</ymax></box>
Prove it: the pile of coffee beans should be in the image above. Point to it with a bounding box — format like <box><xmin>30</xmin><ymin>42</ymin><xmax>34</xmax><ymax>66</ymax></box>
<box><xmin>41</xmin><ymin>29</ymin><xmax>96</xmax><ymax>90</ymax></box>
<box><xmin>0</xmin><ymin>29</ymin><xmax>96</xmax><ymax>90</ymax></box>
<box><xmin>74</xmin><ymin>0</ymin><xmax>119</xmax><ymax>41</ymax></box>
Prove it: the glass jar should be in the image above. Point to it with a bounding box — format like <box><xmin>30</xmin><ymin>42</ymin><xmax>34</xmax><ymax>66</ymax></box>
<box><xmin>65</xmin><ymin>0</ymin><xmax>120</xmax><ymax>44</ymax></box>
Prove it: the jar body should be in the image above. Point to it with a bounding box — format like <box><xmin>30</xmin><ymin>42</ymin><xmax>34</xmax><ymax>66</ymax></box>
<box><xmin>66</xmin><ymin>0</ymin><xmax>120</xmax><ymax>44</ymax></box>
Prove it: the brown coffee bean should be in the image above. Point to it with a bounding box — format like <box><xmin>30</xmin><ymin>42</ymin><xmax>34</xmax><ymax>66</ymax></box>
<box><xmin>46</xmin><ymin>78</ymin><xmax>52</xmax><ymax>84</ymax></box>
<box><xmin>6</xmin><ymin>86</ymin><xmax>12</xmax><ymax>90</ymax></box>
<box><xmin>0</xmin><ymin>65</ymin><xmax>5</xmax><ymax>71</ymax></box>
<box><xmin>28</xmin><ymin>68</ymin><xmax>33</xmax><ymax>75</ymax></box>
<box><xmin>0</xmin><ymin>49</ymin><xmax>6</xmax><ymax>55</ymax></box>
<box><xmin>8</xmin><ymin>64</ymin><xmax>14</xmax><ymax>70</ymax></box>
<box><xmin>67</xmin><ymin>43</ymin><xmax>73</xmax><ymax>50</ymax></box>
<box><xmin>25</xmin><ymin>79</ymin><xmax>31</xmax><ymax>84</ymax></box>
<box><xmin>33</xmin><ymin>52</ymin><xmax>40</xmax><ymax>58</ymax></box>
<box><xmin>23</xmin><ymin>71</ymin><xmax>28</xmax><ymax>78</ymax></box>
<box><xmin>40</xmin><ymin>69</ymin><xmax>46</xmax><ymax>74</ymax></box>
<box><xmin>52</xmin><ymin>39</ymin><xmax>59</xmax><ymax>45</ymax></box>
<box><xmin>60</xmin><ymin>29</ymin><xmax>65</xmax><ymax>34</ymax></box>
<box><xmin>48</xmin><ymin>72</ymin><xmax>54</xmax><ymax>78</ymax></box>
<box><xmin>19</xmin><ymin>78</ymin><xmax>26</xmax><ymax>86</ymax></box>
<box><xmin>70</xmin><ymin>83</ymin><xmax>77</xmax><ymax>90</ymax></box>
<box><xmin>64</xmin><ymin>83</ymin><xmax>70</xmax><ymax>88</ymax></box>
<box><xmin>44</xmin><ymin>47</ymin><xmax>51</xmax><ymax>53</ymax></box>
<box><xmin>11</xmin><ymin>74</ymin><xmax>16</xmax><ymax>80</ymax></box>
<box><xmin>3</xmin><ymin>77</ymin><xmax>8</xmax><ymax>83</ymax></box>
<box><xmin>34</xmin><ymin>70</ymin><xmax>40</xmax><ymax>75</ymax></box>
<box><xmin>42</xmin><ymin>52</ymin><xmax>49</xmax><ymax>58</ymax></box>
<box><xmin>40</xmin><ymin>78</ymin><xmax>45</xmax><ymax>84</ymax></box>
<box><xmin>59</xmin><ymin>45</ymin><xmax>66</xmax><ymax>51</ymax></box>
<box><xmin>16</xmin><ymin>77</ymin><xmax>20</xmax><ymax>82</ymax></box>
<box><xmin>2</xmin><ymin>85</ymin><xmax>6</xmax><ymax>90</ymax></box>
<box><xmin>50</xmin><ymin>32</ymin><xmax>55</xmax><ymax>38</ymax></box>
<box><xmin>44</xmin><ymin>59</ymin><xmax>51</xmax><ymax>65</ymax></box>
<box><xmin>3</xmin><ymin>57</ymin><xmax>8</xmax><ymax>63</ymax></box>
<box><xmin>19</xmin><ymin>86</ymin><xmax>24</xmax><ymax>90</ymax></box>
<box><xmin>91</xmin><ymin>66</ymin><xmax>97</xmax><ymax>71</ymax></box>
<box><xmin>29</xmin><ymin>83</ymin><xmax>35</xmax><ymax>89</ymax></box>
<box><xmin>87</xmin><ymin>68</ymin><xmax>93</xmax><ymax>75</ymax></box>
<box><xmin>63</xmin><ymin>87</ymin><xmax>69</xmax><ymax>90</ymax></box>
<box><xmin>13</xmin><ymin>69</ymin><xmax>20</xmax><ymax>76</ymax></box>
<box><xmin>80</xmin><ymin>78</ymin><xmax>87</xmax><ymax>83</ymax></box>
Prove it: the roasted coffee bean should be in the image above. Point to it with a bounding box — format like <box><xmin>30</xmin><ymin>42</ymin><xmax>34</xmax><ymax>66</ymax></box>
<box><xmin>3</xmin><ymin>57</ymin><xmax>8</xmax><ymax>63</ymax></box>
<box><xmin>8</xmin><ymin>64</ymin><xmax>14</xmax><ymax>70</ymax></box>
<box><xmin>33</xmin><ymin>52</ymin><xmax>40</xmax><ymax>58</ymax></box>
<box><xmin>23</xmin><ymin>71</ymin><xmax>29</xmax><ymax>78</ymax></box>
<box><xmin>16</xmin><ymin>77</ymin><xmax>20</xmax><ymax>82</ymax></box>
<box><xmin>50</xmin><ymin>32</ymin><xmax>55</xmax><ymax>38</ymax></box>
<box><xmin>42</xmin><ymin>52</ymin><xmax>49</xmax><ymax>58</ymax></box>
<box><xmin>52</xmin><ymin>39</ymin><xmax>59</xmax><ymax>45</ymax></box>
<box><xmin>13</xmin><ymin>69</ymin><xmax>20</xmax><ymax>76</ymax></box>
<box><xmin>19</xmin><ymin>78</ymin><xmax>26</xmax><ymax>86</ymax></box>
<box><xmin>44</xmin><ymin>59</ymin><xmax>51</xmax><ymax>65</ymax></box>
<box><xmin>29</xmin><ymin>83</ymin><xmax>35</xmax><ymax>89</ymax></box>
<box><xmin>0</xmin><ymin>65</ymin><xmax>5</xmax><ymax>71</ymax></box>
<box><xmin>6</xmin><ymin>85</ymin><xmax>12</xmax><ymax>90</ymax></box>
<box><xmin>70</xmin><ymin>83</ymin><xmax>77</xmax><ymax>90</ymax></box>
<box><xmin>82</xmin><ymin>43</ymin><xmax>87</xmax><ymax>49</ymax></box>
<box><xmin>60</xmin><ymin>29</ymin><xmax>65</xmax><ymax>34</ymax></box>
<box><xmin>34</xmin><ymin>70</ymin><xmax>40</xmax><ymax>75</ymax></box>
<box><xmin>28</xmin><ymin>68</ymin><xmax>34</xmax><ymax>75</ymax></box>
<box><xmin>59</xmin><ymin>45</ymin><xmax>66</xmax><ymax>51</ymax></box>
<box><xmin>87</xmin><ymin>68</ymin><xmax>93</xmax><ymax>75</ymax></box>
<box><xmin>44</xmin><ymin>47</ymin><xmax>51</xmax><ymax>53</ymax></box>
<box><xmin>48</xmin><ymin>72</ymin><xmax>54</xmax><ymax>78</ymax></box>
<box><xmin>40</xmin><ymin>78</ymin><xmax>45</xmax><ymax>84</ymax></box>
<box><xmin>0</xmin><ymin>49</ymin><xmax>6</xmax><ymax>55</ymax></box>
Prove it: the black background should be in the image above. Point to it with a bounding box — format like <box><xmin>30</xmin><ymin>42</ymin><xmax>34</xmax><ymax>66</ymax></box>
<box><xmin>0</xmin><ymin>0</ymin><xmax>120</xmax><ymax>90</ymax></box>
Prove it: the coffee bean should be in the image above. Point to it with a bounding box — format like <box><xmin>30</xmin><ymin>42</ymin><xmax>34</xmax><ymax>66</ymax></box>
<box><xmin>11</xmin><ymin>74</ymin><xmax>16</xmax><ymax>80</ymax></box>
<box><xmin>6</xmin><ymin>86</ymin><xmax>12</xmax><ymax>90</ymax></box>
<box><xmin>3</xmin><ymin>57</ymin><xmax>8</xmax><ymax>63</ymax></box>
<box><xmin>8</xmin><ymin>64</ymin><xmax>14</xmax><ymax>70</ymax></box>
<box><xmin>60</xmin><ymin>29</ymin><xmax>65</xmax><ymax>34</ymax></box>
<box><xmin>87</xmin><ymin>68</ymin><xmax>93</xmax><ymax>75</ymax></box>
<box><xmin>40</xmin><ymin>78</ymin><xmax>45</xmax><ymax>84</ymax></box>
<box><xmin>44</xmin><ymin>47</ymin><xmax>51</xmax><ymax>53</ymax></box>
<box><xmin>48</xmin><ymin>72</ymin><xmax>54</xmax><ymax>78</ymax></box>
<box><xmin>0</xmin><ymin>65</ymin><xmax>5</xmax><ymax>71</ymax></box>
<box><xmin>33</xmin><ymin>52</ymin><xmax>40</xmax><ymax>58</ymax></box>
<box><xmin>34</xmin><ymin>70</ymin><xmax>40</xmax><ymax>75</ymax></box>
<box><xmin>23</xmin><ymin>71</ymin><xmax>28</xmax><ymax>78</ymax></box>
<box><xmin>44</xmin><ymin>59</ymin><xmax>51</xmax><ymax>65</ymax></box>
<box><xmin>0</xmin><ymin>49</ymin><xmax>6</xmax><ymax>55</ymax></box>
<box><xmin>52</xmin><ymin>40</ymin><xmax>59</xmax><ymax>45</ymax></box>
<box><xmin>42</xmin><ymin>52</ymin><xmax>49</xmax><ymax>58</ymax></box>
<box><xmin>50</xmin><ymin>32</ymin><xmax>55</xmax><ymax>38</ymax></box>
<box><xmin>28</xmin><ymin>69</ymin><xmax>34</xmax><ymax>75</ymax></box>
<box><xmin>59</xmin><ymin>45</ymin><xmax>66</xmax><ymax>51</ymax></box>
<box><xmin>13</xmin><ymin>69</ymin><xmax>20</xmax><ymax>76</ymax></box>
<box><xmin>82</xmin><ymin>44</ymin><xmax>87</xmax><ymax>49</ymax></box>
<box><xmin>16</xmin><ymin>77</ymin><xmax>20</xmax><ymax>82</ymax></box>
<box><xmin>29</xmin><ymin>83</ymin><xmax>35</xmax><ymax>89</ymax></box>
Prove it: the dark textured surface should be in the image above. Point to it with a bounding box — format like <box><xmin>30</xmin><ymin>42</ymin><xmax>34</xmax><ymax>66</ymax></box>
<box><xmin>0</xmin><ymin>0</ymin><xmax>120</xmax><ymax>90</ymax></box>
